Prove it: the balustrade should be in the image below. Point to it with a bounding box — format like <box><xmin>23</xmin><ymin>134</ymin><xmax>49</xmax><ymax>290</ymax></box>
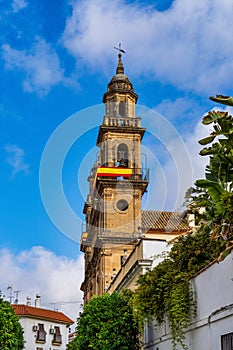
<box><xmin>103</xmin><ymin>116</ymin><xmax>141</xmax><ymax>127</ymax></box>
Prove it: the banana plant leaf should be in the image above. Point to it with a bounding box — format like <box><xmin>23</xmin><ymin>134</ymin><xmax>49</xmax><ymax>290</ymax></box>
<box><xmin>202</xmin><ymin>110</ymin><xmax>228</xmax><ymax>125</ymax></box>
<box><xmin>200</xmin><ymin>147</ymin><xmax>214</xmax><ymax>156</ymax></box>
<box><xmin>210</xmin><ymin>95</ymin><xmax>233</xmax><ymax>107</ymax></box>
<box><xmin>199</xmin><ymin>135</ymin><xmax>216</xmax><ymax>145</ymax></box>
<box><xmin>195</xmin><ymin>179</ymin><xmax>223</xmax><ymax>199</ymax></box>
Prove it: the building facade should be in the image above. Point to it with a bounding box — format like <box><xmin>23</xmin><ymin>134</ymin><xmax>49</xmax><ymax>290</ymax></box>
<box><xmin>81</xmin><ymin>52</ymin><xmax>149</xmax><ymax>303</ymax></box>
<box><xmin>12</xmin><ymin>304</ymin><xmax>73</xmax><ymax>350</ymax></box>
<box><xmin>80</xmin><ymin>53</ymin><xmax>190</xmax><ymax>304</ymax></box>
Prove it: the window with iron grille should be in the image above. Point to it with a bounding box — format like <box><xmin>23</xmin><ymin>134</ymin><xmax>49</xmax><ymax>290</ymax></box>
<box><xmin>221</xmin><ymin>332</ymin><xmax>233</xmax><ymax>350</ymax></box>
<box><xmin>52</xmin><ymin>326</ymin><xmax>62</xmax><ymax>345</ymax></box>
<box><xmin>36</xmin><ymin>323</ymin><xmax>46</xmax><ymax>343</ymax></box>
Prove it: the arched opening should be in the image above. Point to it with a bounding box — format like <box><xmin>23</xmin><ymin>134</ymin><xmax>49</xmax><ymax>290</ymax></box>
<box><xmin>117</xmin><ymin>143</ymin><xmax>128</xmax><ymax>167</ymax></box>
<box><xmin>119</xmin><ymin>101</ymin><xmax>126</xmax><ymax>117</ymax></box>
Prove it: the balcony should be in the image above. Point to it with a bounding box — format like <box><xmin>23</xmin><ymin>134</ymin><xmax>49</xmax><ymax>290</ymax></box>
<box><xmin>103</xmin><ymin>116</ymin><xmax>141</xmax><ymax>127</ymax></box>
<box><xmin>88</xmin><ymin>167</ymin><xmax>149</xmax><ymax>199</ymax></box>
<box><xmin>52</xmin><ymin>326</ymin><xmax>62</xmax><ymax>345</ymax></box>
<box><xmin>36</xmin><ymin>330</ymin><xmax>46</xmax><ymax>343</ymax></box>
<box><xmin>52</xmin><ymin>334</ymin><xmax>62</xmax><ymax>345</ymax></box>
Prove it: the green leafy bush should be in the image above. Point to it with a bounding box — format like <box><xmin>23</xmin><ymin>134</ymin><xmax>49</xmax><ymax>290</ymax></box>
<box><xmin>0</xmin><ymin>298</ymin><xmax>24</xmax><ymax>350</ymax></box>
<box><xmin>72</xmin><ymin>292</ymin><xmax>139</xmax><ymax>350</ymax></box>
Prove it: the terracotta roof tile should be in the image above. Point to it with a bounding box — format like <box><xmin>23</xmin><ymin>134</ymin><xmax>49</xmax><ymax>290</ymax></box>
<box><xmin>142</xmin><ymin>211</ymin><xmax>188</xmax><ymax>232</ymax></box>
<box><xmin>12</xmin><ymin>304</ymin><xmax>74</xmax><ymax>325</ymax></box>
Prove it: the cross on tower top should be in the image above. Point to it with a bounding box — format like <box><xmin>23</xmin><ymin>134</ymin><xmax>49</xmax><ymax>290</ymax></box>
<box><xmin>114</xmin><ymin>43</ymin><xmax>125</xmax><ymax>74</ymax></box>
<box><xmin>114</xmin><ymin>43</ymin><xmax>126</xmax><ymax>55</ymax></box>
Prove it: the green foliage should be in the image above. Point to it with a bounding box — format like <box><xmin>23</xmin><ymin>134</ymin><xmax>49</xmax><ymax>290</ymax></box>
<box><xmin>210</xmin><ymin>94</ymin><xmax>233</xmax><ymax>107</ymax></box>
<box><xmin>186</xmin><ymin>103</ymin><xmax>233</xmax><ymax>239</ymax></box>
<box><xmin>73</xmin><ymin>292</ymin><xmax>140</xmax><ymax>350</ymax></box>
<box><xmin>66</xmin><ymin>338</ymin><xmax>79</xmax><ymax>350</ymax></box>
<box><xmin>169</xmin><ymin>230</ymin><xmax>227</xmax><ymax>274</ymax></box>
<box><xmin>134</xmin><ymin>96</ymin><xmax>233</xmax><ymax>349</ymax></box>
<box><xmin>0</xmin><ymin>298</ymin><xmax>24</xmax><ymax>350</ymax></box>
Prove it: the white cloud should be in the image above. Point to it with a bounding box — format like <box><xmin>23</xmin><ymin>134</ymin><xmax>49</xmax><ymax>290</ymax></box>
<box><xmin>0</xmin><ymin>246</ymin><xmax>84</xmax><ymax>323</ymax></box>
<box><xmin>4</xmin><ymin>144</ymin><xmax>30</xmax><ymax>176</ymax></box>
<box><xmin>12</xmin><ymin>0</ymin><xmax>28</xmax><ymax>13</ymax></box>
<box><xmin>161</xmin><ymin>119</ymin><xmax>208</xmax><ymax>210</ymax></box>
<box><xmin>142</xmin><ymin>106</ymin><xmax>208</xmax><ymax>211</ymax></box>
<box><xmin>184</xmin><ymin>119</ymin><xmax>209</xmax><ymax>180</ymax></box>
<box><xmin>2</xmin><ymin>39</ymin><xmax>65</xmax><ymax>97</ymax></box>
<box><xmin>62</xmin><ymin>0</ymin><xmax>233</xmax><ymax>95</ymax></box>
<box><xmin>155</xmin><ymin>97</ymin><xmax>203</xmax><ymax>124</ymax></box>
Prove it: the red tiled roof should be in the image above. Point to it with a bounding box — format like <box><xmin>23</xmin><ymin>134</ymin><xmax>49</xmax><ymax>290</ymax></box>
<box><xmin>12</xmin><ymin>304</ymin><xmax>74</xmax><ymax>325</ymax></box>
<box><xmin>142</xmin><ymin>210</ymin><xmax>188</xmax><ymax>232</ymax></box>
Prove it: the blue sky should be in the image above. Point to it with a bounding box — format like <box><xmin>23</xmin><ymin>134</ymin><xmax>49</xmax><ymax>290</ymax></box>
<box><xmin>1</xmin><ymin>0</ymin><xmax>233</xmax><ymax>320</ymax></box>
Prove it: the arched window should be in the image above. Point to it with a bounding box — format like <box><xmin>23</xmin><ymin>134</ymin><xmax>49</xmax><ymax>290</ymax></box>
<box><xmin>117</xmin><ymin>143</ymin><xmax>128</xmax><ymax>167</ymax></box>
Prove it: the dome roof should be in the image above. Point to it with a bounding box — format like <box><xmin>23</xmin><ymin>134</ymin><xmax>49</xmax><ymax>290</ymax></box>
<box><xmin>108</xmin><ymin>72</ymin><xmax>133</xmax><ymax>92</ymax></box>
<box><xmin>110</xmin><ymin>73</ymin><xmax>130</xmax><ymax>82</ymax></box>
<box><xmin>103</xmin><ymin>53</ymin><xmax>137</xmax><ymax>101</ymax></box>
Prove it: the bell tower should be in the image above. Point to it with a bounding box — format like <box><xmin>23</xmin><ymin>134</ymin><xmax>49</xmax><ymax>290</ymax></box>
<box><xmin>81</xmin><ymin>50</ymin><xmax>149</xmax><ymax>303</ymax></box>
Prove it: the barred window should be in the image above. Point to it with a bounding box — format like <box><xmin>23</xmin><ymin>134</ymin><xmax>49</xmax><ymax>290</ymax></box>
<box><xmin>52</xmin><ymin>326</ymin><xmax>62</xmax><ymax>345</ymax></box>
<box><xmin>36</xmin><ymin>324</ymin><xmax>46</xmax><ymax>343</ymax></box>
<box><xmin>221</xmin><ymin>332</ymin><xmax>233</xmax><ymax>350</ymax></box>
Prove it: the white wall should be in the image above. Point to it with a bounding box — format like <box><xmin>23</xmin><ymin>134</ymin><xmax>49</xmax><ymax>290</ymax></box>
<box><xmin>144</xmin><ymin>250</ymin><xmax>233</xmax><ymax>350</ymax></box>
<box><xmin>143</xmin><ymin>240</ymin><xmax>171</xmax><ymax>268</ymax></box>
<box><xmin>20</xmin><ymin>317</ymin><xmax>70</xmax><ymax>350</ymax></box>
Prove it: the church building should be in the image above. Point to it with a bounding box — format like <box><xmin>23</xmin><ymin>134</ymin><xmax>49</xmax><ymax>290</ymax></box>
<box><xmin>80</xmin><ymin>50</ymin><xmax>187</xmax><ymax>304</ymax></box>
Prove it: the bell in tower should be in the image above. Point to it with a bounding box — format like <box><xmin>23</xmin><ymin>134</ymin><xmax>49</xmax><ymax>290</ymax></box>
<box><xmin>117</xmin><ymin>143</ymin><xmax>128</xmax><ymax>167</ymax></box>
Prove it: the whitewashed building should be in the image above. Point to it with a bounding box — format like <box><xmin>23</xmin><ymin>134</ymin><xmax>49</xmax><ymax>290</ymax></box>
<box><xmin>12</xmin><ymin>303</ymin><xmax>74</xmax><ymax>350</ymax></box>
<box><xmin>143</xmin><ymin>250</ymin><xmax>233</xmax><ymax>350</ymax></box>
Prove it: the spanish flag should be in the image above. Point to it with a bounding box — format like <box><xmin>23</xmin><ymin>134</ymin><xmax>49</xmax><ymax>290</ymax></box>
<box><xmin>97</xmin><ymin>167</ymin><xmax>132</xmax><ymax>177</ymax></box>
<box><xmin>81</xmin><ymin>232</ymin><xmax>88</xmax><ymax>243</ymax></box>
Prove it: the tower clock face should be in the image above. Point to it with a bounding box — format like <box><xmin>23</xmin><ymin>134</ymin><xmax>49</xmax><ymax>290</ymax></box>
<box><xmin>116</xmin><ymin>199</ymin><xmax>129</xmax><ymax>211</ymax></box>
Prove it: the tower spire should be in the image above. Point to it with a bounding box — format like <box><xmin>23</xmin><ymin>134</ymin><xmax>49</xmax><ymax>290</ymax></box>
<box><xmin>116</xmin><ymin>53</ymin><xmax>124</xmax><ymax>74</ymax></box>
<box><xmin>114</xmin><ymin>43</ymin><xmax>125</xmax><ymax>74</ymax></box>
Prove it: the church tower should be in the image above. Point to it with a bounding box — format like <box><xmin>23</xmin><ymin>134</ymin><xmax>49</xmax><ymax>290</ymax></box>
<box><xmin>80</xmin><ymin>50</ymin><xmax>149</xmax><ymax>303</ymax></box>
